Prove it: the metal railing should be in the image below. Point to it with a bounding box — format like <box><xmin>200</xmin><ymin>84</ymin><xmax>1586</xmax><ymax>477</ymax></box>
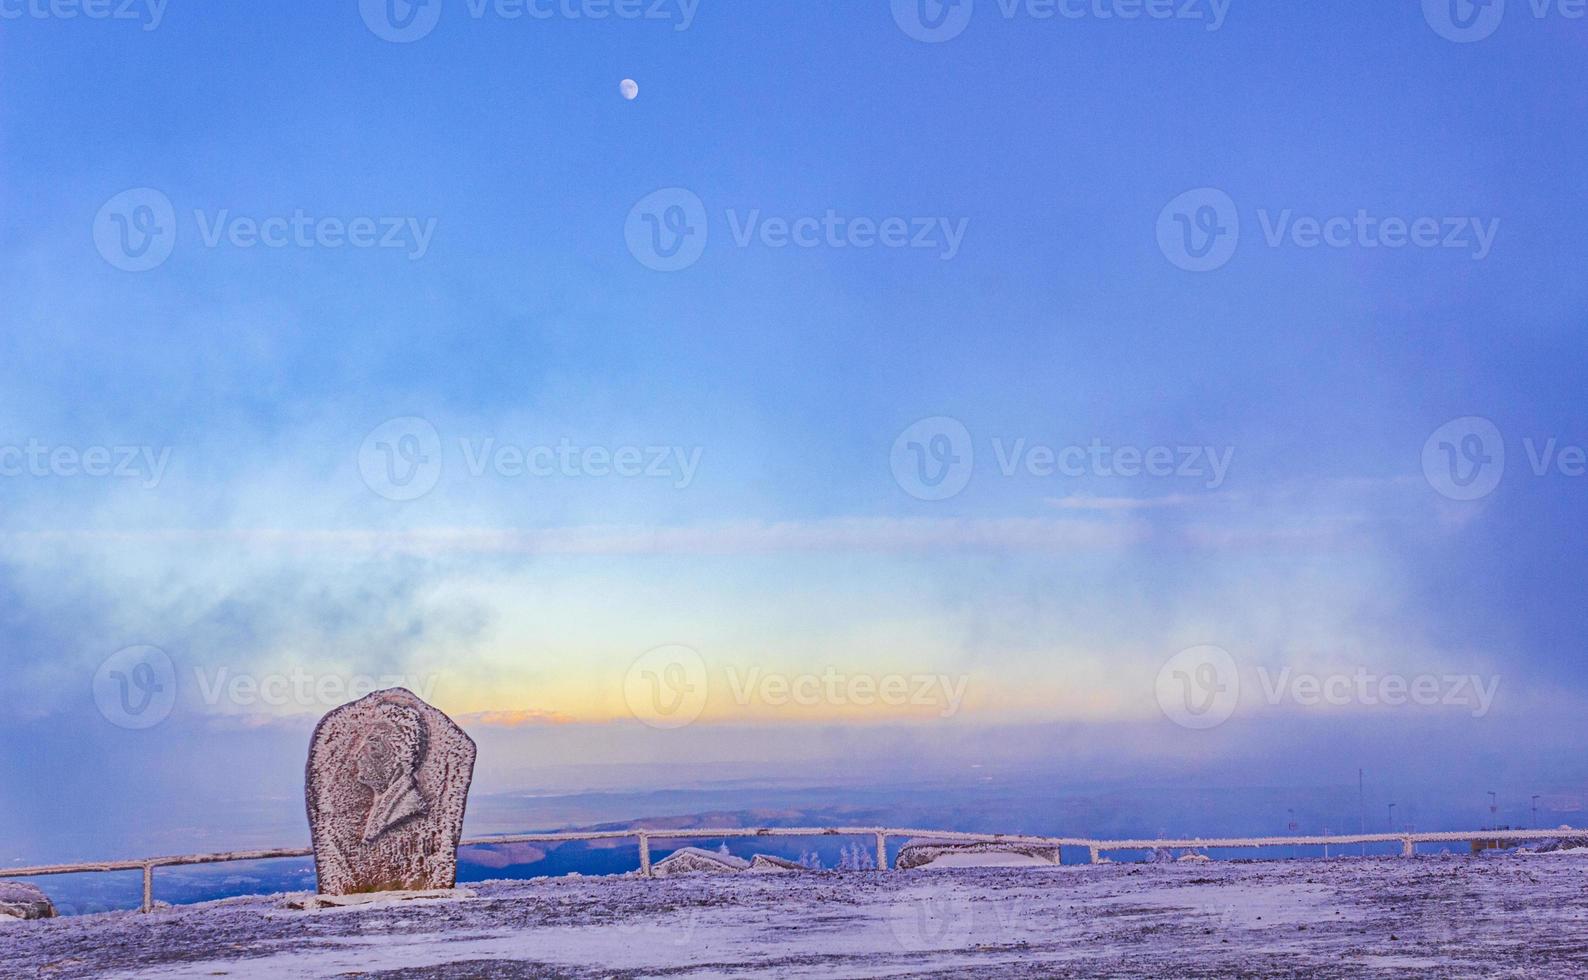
<box><xmin>5</xmin><ymin>825</ymin><xmax>1579</xmax><ymax>914</ymax></box>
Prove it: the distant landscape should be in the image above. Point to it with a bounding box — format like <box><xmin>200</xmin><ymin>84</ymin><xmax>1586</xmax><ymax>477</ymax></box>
<box><xmin>19</xmin><ymin>772</ymin><xmax>1585</xmax><ymax>916</ymax></box>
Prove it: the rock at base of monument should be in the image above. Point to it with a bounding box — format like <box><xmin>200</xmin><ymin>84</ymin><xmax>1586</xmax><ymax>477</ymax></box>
<box><xmin>895</xmin><ymin>839</ymin><xmax>1063</xmax><ymax>870</ymax></box>
<box><xmin>0</xmin><ymin>882</ymin><xmax>57</xmax><ymax>920</ymax></box>
<box><xmin>748</xmin><ymin>854</ymin><xmax>806</xmax><ymax>873</ymax></box>
<box><xmin>283</xmin><ymin>887</ymin><xmax>476</xmax><ymax>911</ymax></box>
<box><xmin>305</xmin><ymin>688</ymin><xmax>478</xmax><ymax>896</ymax></box>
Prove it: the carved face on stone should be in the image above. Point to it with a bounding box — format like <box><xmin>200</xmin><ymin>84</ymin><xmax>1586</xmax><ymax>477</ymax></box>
<box><xmin>355</xmin><ymin>703</ymin><xmax>424</xmax><ymax>793</ymax></box>
<box><xmin>352</xmin><ymin>702</ymin><xmax>429</xmax><ymax>842</ymax></box>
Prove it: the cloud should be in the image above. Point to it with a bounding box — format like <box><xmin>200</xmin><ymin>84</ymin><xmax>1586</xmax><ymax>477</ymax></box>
<box><xmin>1046</xmin><ymin>493</ymin><xmax>1210</xmax><ymax>512</ymax></box>
<box><xmin>460</xmin><ymin>709</ymin><xmax>576</xmax><ymax>728</ymax></box>
<box><xmin>2</xmin><ymin>517</ymin><xmax>1146</xmax><ymax>556</ymax></box>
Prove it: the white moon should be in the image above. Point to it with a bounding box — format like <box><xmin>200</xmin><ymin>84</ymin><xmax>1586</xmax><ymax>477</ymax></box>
<box><xmin>620</xmin><ymin>78</ymin><xmax>639</xmax><ymax>101</ymax></box>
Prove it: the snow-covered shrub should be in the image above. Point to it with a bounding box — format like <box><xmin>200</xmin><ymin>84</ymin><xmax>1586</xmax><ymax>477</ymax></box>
<box><xmin>838</xmin><ymin>842</ymin><xmax>876</xmax><ymax>871</ymax></box>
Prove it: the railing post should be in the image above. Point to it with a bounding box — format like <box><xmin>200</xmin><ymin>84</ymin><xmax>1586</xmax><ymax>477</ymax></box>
<box><xmin>875</xmin><ymin>832</ymin><xmax>887</xmax><ymax>872</ymax></box>
<box><xmin>638</xmin><ymin>833</ymin><xmax>652</xmax><ymax>878</ymax></box>
<box><xmin>1401</xmin><ymin>837</ymin><xmax>1414</xmax><ymax>858</ymax></box>
<box><xmin>1089</xmin><ymin>845</ymin><xmax>1100</xmax><ymax>865</ymax></box>
<box><xmin>141</xmin><ymin>864</ymin><xmax>154</xmax><ymax>913</ymax></box>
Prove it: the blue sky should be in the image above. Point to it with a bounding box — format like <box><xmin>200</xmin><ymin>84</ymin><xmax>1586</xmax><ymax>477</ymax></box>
<box><xmin>3</xmin><ymin>3</ymin><xmax>1587</xmax><ymax>859</ymax></box>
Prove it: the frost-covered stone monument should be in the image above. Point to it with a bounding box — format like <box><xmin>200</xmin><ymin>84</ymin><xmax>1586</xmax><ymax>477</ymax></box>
<box><xmin>306</xmin><ymin>688</ymin><xmax>476</xmax><ymax>895</ymax></box>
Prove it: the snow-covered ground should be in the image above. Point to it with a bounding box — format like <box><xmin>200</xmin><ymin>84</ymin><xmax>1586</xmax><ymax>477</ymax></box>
<box><xmin>8</xmin><ymin>853</ymin><xmax>1588</xmax><ymax>978</ymax></box>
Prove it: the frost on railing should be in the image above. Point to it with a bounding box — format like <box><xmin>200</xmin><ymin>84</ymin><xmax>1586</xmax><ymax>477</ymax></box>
<box><xmin>5</xmin><ymin>826</ymin><xmax>1581</xmax><ymax>914</ymax></box>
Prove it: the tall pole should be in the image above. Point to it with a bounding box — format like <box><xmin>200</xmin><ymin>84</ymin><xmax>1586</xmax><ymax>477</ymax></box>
<box><xmin>1532</xmin><ymin>795</ymin><xmax>1540</xmax><ymax>830</ymax></box>
<box><xmin>1359</xmin><ymin>769</ymin><xmax>1366</xmax><ymax>857</ymax></box>
<box><xmin>1388</xmin><ymin>802</ymin><xmax>1396</xmax><ymax>835</ymax></box>
<box><xmin>1487</xmin><ymin>791</ymin><xmax>1497</xmax><ymax>829</ymax></box>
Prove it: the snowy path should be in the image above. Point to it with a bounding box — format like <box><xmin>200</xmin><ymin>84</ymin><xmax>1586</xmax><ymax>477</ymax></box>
<box><xmin>8</xmin><ymin>854</ymin><xmax>1588</xmax><ymax>978</ymax></box>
